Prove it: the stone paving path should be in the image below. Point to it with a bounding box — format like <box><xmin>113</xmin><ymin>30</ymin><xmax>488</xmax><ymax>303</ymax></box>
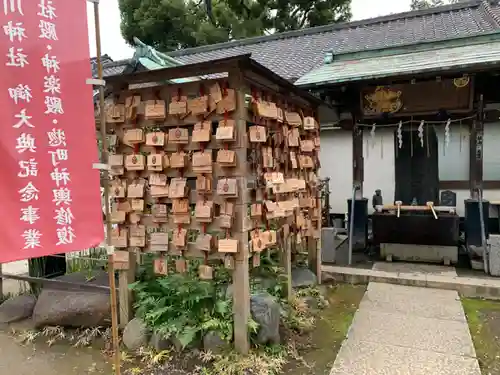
<box><xmin>330</xmin><ymin>282</ymin><xmax>481</xmax><ymax>375</ymax></box>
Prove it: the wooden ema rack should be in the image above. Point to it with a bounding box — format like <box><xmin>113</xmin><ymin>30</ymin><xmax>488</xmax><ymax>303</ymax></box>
<box><xmin>98</xmin><ymin>55</ymin><xmax>323</xmax><ymax>354</ymax></box>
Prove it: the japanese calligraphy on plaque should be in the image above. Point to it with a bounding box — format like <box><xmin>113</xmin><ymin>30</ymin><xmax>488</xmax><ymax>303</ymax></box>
<box><xmin>0</xmin><ymin>0</ymin><xmax>104</xmax><ymax>263</ymax></box>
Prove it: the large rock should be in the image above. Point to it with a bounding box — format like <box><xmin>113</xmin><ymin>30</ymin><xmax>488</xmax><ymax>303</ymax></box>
<box><xmin>250</xmin><ymin>293</ymin><xmax>280</xmax><ymax>345</ymax></box>
<box><xmin>123</xmin><ymin>317</ymin><xmax>149</xmax><ymax>351</ymax></box>
<box><xmin>32</xmin><ymin>271</ymin><xmax>113</xmax><ymax>328</ymax></box>
<box><xmin>291</xmin><ymin>268</ymin><xmax>317</xmax><ymax>288</ymax></box>
<box><xmin>149</xmin><ymin>332</ymin><xmax>171</xmax><ymax>352</ymax></box>
<box><xmin>0</xmin><ymin>294</ymin><xmax>37</xmax><ymax>323</ymax></box>
<box><xmin>203</xmin><ymin>331</ymin><xmax>229</xmax><ymax>354</ymax></box>
<box><xmin>226</xmin><ymin>278</ymin><xmax>276</xmax><ymax>299</ymax></box>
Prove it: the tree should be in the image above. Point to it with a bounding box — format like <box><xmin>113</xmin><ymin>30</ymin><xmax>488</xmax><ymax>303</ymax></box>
<box><xmin>410</xmin><ymin>0</ymin><xmax>463</xmax><ymax>10</ymax></box>
<box><xmin>118</xmin><ymin>0</ymin><xmax>352</xmax><ymax>52</ymax></box>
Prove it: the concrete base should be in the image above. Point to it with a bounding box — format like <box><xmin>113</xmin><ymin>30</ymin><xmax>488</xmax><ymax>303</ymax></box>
<box><xmin>380</xmin><ymin>243</ymin><xmax>458</xmax><ymax>265</ymax></box>
<box><xmin>321</xmin><ymin>228</ymin><xmax>336</xmax><ymax>263</ymax></box>
<box><xmin>322</xmin><ymin>263</ymin><xmax>500</xmax><ymax>299</ymax></box>
<box><xmin>489</xmin><ymin>234</ymin><xmax>500</xmax><ymax>277</ymax></box>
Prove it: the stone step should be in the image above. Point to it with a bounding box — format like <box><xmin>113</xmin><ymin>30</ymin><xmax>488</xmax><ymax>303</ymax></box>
<box><xmin>322</xmin><ymin>265</ymin><xmax>500</xmax><ymax>299</ymax></box>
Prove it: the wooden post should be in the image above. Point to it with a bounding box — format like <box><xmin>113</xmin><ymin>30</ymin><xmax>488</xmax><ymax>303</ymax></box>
<box><xmin>308</xmin><ymin>107</ymin><xmax>322</xmax><ymax>283</ymax></box>
<box><xmin>307</xmin><ymin>217</ymin><xmax>322</xmax><ymax>283</ymax></box>
<box><xmin>119</xmin><ymin>253</ymin><xmax>136</xmax><ymax>326</ymax></box>
<box><xmin>352</xmin><ymin>121</ymin><xmax>364</xmax><ymax>197</ymax></box>
<box><xmin>311</xmin><ymin>198</ymin><xmax>322</xmax><ymax>284</ymax></box>
<box><xmin>282</xmin><ymin>225</ymin><xmax>292</xmax><ymax>299</ymax></box>
<box><xmin>315</xmin><ymin>108</ymin><xmax>322</xmax><ymax>283</ymax></box>
<box><xmin>0</xmin><ymin>264</ymin><xmax>3</xmax><ymax>299</ymax></box>
<box><xmin>229</xmin><ymin>68</ymin><xmax>250</xmax><ymax>354</ymax></box>
<box><xmin>92</xmin><ymin>2</ymin><xmax>121</xmax><ymax>373</ymax></box>
<box><xmin>470</xmin><ymin>94</ymin><xmax>484</xmax><ymax>198</ymax></box>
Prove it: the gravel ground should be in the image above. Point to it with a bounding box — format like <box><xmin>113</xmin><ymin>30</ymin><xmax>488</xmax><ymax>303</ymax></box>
<box><xmin>0</xmin><ymin>330</ymin><xmax>112</xmax><ymax>375</ymax></box>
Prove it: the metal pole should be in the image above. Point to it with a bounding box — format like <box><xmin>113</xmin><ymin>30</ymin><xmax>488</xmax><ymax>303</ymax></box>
<box><xmin>477</xmin><ymin>188</ymin><xmax>489</xmax><ymax>274</ymax></box>
<box><xmin>92</xmin><ymin>2</ymin><xmax>121</xmax><ymax>374</ymax></box>
<box><xmin>348</xmin><ymin>186</ymin><xmax>358</xmax><ymax>266</ymax></box>
<box><xmin>1</xmin><ymin>272</ymin><xmax>117</xmax><ymax>292</ymax></box>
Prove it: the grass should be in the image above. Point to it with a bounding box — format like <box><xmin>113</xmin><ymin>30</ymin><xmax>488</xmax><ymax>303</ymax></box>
<box><xmin>462</xmin><ymin>298</ymin><xmax>500</xmax><ymax>375</ymax></box>
<box><xmin>0</xmin><ymin>283</ymin><xmax>365</xmax><ymax>375</ymax></box>
<box><xmin>283</xmin><ymin>284</ymin><xmax>365</xmax><ymax>375</ymax></box>
<box><xmin>117</xmin><ymin>283</ymin><xmax>365</xmax><ymax>375</ymax></box>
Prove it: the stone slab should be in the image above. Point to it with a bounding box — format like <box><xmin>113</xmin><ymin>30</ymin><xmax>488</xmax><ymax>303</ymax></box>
<box><xmin>322</xmin><ymin>265</ymin><xmax>500</xmax><ymax>299</ymax></box>
<box><xmin>348</xmin><ymin>309</ymin><xmax>476</xmax><ymax>357</ymax></box>
<box><xmin>360</xmin><ymin>283</ymin><xmax>466</xmax><ymax>321</ymax></box>
<box><xmin>2</xmin><ymin>260</ymin><xmax>28</xmax><ymax>275</ymax></box>
<box><xmin>372</xmin><ymin>262</ymin><xmax>458</xmax><ymax>277</ymax></box>
<box><xmin>489</xmin><ymin>234</ymin><xmax>500</xmax><ymax>277</ymax></box>
<box><xmin>321</xmin><ymin>228</ymin><xmax>336</xmax><ymax>263</ymax></box>
<box><xmin>330</xmin><ymin>339</ymin><xmax>481</xmax><ymax>375</ymax></box>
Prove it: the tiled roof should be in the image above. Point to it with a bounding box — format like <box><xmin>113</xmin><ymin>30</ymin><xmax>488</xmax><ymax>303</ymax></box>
<box><xmin>90</xmin><ymin>54</ymin><xmax>113</xmax><ymax>76</ymax></box>
<box><xmin>102</xmin><ymin>59</ymin><xmax>133</xmax><ymax>77</ymax></box>
<box><xmin>295</xmin><ymin>35</ymin><xmax>500</xmax><ymax>86</ymax></box>
<box><xmin>89</xmin><ymin>55</ymin><xmax>133</xmax><ymax>78</ymax></box>
<box><xmin>167</xmin><ymin>0</ymin><xmax>500</xmax><ymax>80</ymax></box>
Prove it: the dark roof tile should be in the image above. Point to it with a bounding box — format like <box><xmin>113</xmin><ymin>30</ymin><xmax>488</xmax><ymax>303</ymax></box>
<box><xmin>102</xmin><ymin>59</ymin><xmax>132</xmax><ymax>77</ymax></box>
<box><xmin>168</xmin><ymin>0</ymin><xmax>500</xmax><ymax>80</ymax></box>
<box><xmin>90</xmin><ymin>54</ymin><xmax>113</xmax><ymax>76</ymax></box>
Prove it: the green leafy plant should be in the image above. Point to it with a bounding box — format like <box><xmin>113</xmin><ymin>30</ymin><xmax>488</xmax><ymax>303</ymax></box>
<box><xmin>131</xmin><ymin>273</ymin><xmax>214</xmax><ymax>349</ymax></box>
<box><xmin>130</xmin><ymin>267</ymin><xmax>237</xmax><ymax>350</ymax></box>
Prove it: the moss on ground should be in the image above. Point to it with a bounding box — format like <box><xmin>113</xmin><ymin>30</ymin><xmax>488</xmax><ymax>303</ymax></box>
<box><xmin>283</xmin><ymin>284</ymin><xmax>366</xmax><ymax>375</ymax></box>
<box><xmin>462</xmin><ymin>298</ymin><xmax>500</xmax><ymax>375</ymax></box>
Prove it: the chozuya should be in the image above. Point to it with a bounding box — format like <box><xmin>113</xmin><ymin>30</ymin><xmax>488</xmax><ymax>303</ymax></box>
<box><xmin>4</xmin><ymin>0</ymin><xmax>23</xmax><ymax>15</ymax></box>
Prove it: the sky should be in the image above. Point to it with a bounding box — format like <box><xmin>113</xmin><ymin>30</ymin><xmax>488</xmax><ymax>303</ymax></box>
<box><xmin>86</xmin><ymin>0</ymin><xmax>413</xmax><ymax>61</ymax></box>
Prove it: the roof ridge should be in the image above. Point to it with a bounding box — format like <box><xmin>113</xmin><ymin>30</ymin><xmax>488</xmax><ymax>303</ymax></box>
<box><xmin>331</xmin><ymin>30</ymin><xmax>500</xmax><ymax>61</ymax></box>
<box><xmin>102</xmin><ymin>58</ymin><xmax>132</xmax><ymax>67</ymax></box>
<box><xmin>168</xmin><ymin>0</ymin><xmax>482</xmax><ymax>57</ymax></box>
<box><xmin>90</xmin><ymin>54</ymin><xmax>113</xmax><ymax>62</ymax></box>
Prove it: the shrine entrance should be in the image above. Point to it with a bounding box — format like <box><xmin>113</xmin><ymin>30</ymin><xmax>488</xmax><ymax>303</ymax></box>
<box><xmin>394</xmin><ymin>127</ymin><xmax>439</xmax><ymax>205</ymax></box>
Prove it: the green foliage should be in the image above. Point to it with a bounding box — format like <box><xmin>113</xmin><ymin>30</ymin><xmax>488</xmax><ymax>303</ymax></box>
<box><xmin>28</xmin><ymin>257</ymin><xmax>48</xmax><ymax>295</ymax></box>
<box><xmin>200</xmin><ymin>347</ymin><xmax>287</xmax><ymax>375</ymax></box>
<box><xmin>410</xmin><ymin>0</ymin><xmax>462</xmax><ymax>10</ymax></box>
<box><xmin>65</xmin><ymin>247</ymin><xmax>108</xmax><ymax>280</ymax></box>
<box><xmin>130</xmin><ymin>259</ymin><xmax>253</xmax><ymax>350</ymax></box>
<box><xmin>118</xmin><ymin>0</ymin><xmax>352</xmax><ymax>52</ymax></box>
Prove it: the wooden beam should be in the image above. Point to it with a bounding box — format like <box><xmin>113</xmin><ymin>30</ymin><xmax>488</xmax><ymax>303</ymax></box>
<box><xmin>240</xmin><ymin>59</ymin><xmax>326</xmax><ymax>107</ymax></box>
<box><xmin>105</xmin><ymin>55</ymin><xmax>323</xmax><ymax>109</ymax></box>
<box><xmin>106</xmin><ymin>55</ymin><xmax>243</xmax><ymax>86</ymax></box>
<box><xmin>440</xmin><ymin>180</ymin><xmax>500</xmax><ymax>190</ymax></box>
<box><xmin>1</xmin><ymin>272</ymin><xmax>117</xmax><ymax>292</ymax></box>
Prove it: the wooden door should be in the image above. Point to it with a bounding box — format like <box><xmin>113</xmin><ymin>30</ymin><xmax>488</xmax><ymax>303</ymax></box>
<box><xmin>394</xmin><ymin>128</ymin><xmax>439</xmax><ymax>205</ymax></box>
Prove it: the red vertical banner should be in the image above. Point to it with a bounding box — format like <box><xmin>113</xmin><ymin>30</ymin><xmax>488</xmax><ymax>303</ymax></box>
<box><xmin>0</xmin><ymin>0</ymin><xmax>104</xmax><ymax>263</ymax></box>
